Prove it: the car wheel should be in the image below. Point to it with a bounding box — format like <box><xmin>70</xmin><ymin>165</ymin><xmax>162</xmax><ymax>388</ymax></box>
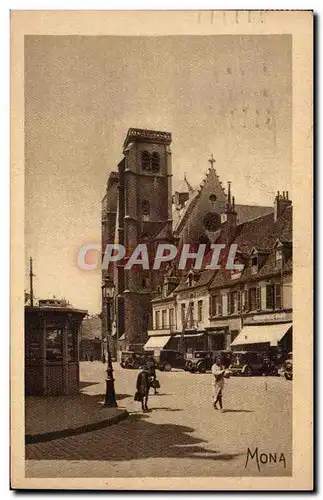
<box><xmin>165</xmin><ymin>363</ymin><xmax>172</xmax><ymax>372</ymax></box>
<box><xmin>159</xmin><ymin>365</ymin><xmax>165</xmax><ymax>372</ymax></box>
<box><xmin>198</xmin><ymin>363</ymin><xmax>206</xmax><ymax>374</ymax></box>
<box><xmin>244</xmin><ymin>366</ymin><xmax>252</xmax><ymax>376</ymax></box>
<box><xmin>133</xmin><ymin>362</ymin><xmax>139</xmax><ymax>369</ymax></box>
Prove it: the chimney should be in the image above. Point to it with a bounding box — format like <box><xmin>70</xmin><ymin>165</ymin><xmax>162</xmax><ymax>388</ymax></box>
<box><xmin>274</xmin><ymin>191</ymin><xmax>292</xmax><ymax>221</ymax></box>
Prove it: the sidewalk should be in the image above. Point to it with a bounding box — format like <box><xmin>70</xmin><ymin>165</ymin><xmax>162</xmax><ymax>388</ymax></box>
<box><xmin>25</xmin><ymin>393</ymin><xmax>129</xmax><ymax>444</ymax></box>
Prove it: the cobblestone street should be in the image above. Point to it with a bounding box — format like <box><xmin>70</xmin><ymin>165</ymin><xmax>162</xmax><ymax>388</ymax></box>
<box><xmin>26</xmin><ymin>361</ymin><xmax>292</xmax><ymax>478</ymax></box>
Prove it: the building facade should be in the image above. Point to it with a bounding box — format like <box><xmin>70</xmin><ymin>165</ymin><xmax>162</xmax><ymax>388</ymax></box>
<box><xmin>147</xmin><ymin>191</ymin><xmax>292</xmax><ymax>355</ymax></box>
<box><xmin>101</xmin><ymin>127</ymin><xmax>282</xmax><ymax>351</ymax></box>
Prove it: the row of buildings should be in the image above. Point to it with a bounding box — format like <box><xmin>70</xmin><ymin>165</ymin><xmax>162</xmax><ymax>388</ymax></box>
<box><xmin>101</xmin><ymin>128</ymin><xmax>292</xmax><ymax>356</ymax></box>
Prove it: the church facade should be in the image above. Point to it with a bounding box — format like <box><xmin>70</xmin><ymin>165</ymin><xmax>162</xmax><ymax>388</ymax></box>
<box><xmin>101</xmin><ymin>127</ymin><xmax>275</xmax><ymax>352</ymax></box>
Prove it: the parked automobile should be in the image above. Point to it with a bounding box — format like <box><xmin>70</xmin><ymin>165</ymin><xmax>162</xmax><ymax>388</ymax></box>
<box><xmin>154</xmin><ymin>350</ymin><xmax>186</xmax><ymax>371</ymax></box>
<box><xmin>120</xmin><ymin>351</ymin><xmax>153</xmax><ymax>369</ymax></box>
<box><xmin>185</xmin><ymin>351</ymin><xmax>213</xmax><ymax>373</ymax></box>
<box><xmin>283</xmin><ymin>352</ymin><xmax>293</xmax><ymax>380</ymax></box>
<box><xmin>229</xmin><ymin>350</ymin><xmax>279</xmax><ymax>376</ymax></box>
<box><xmin>185</xmin><ymin>350</ymin><xmax>233</xmax><ymax>373</ymax></box>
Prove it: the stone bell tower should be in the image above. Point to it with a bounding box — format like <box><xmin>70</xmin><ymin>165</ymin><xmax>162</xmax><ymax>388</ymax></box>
<box><xmin>118</xmin><ymin>128</ymin><xmax>173</xmax><ymax>348</ymax></box>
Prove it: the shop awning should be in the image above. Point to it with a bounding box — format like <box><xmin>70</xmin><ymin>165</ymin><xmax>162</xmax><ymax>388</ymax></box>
<box><xmin>231</xmin><ymin>323</ymin><xmax>292</xmax><ymax>347</ymax></box>
<box><xmin>173</xmin><ymin>333</ymin><xmax>205</xmax><ymax>339</ymax></box>
<box><xmin>143</xmin><ymin>335</ymin><xmax>171</xmax><ymax>351</ymax></box>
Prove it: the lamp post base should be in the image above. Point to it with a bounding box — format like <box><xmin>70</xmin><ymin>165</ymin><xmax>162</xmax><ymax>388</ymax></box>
<box><xmin>104</xmin><ymin>377</ymin><xmax>118</xmax><ymax>407</ymax></box>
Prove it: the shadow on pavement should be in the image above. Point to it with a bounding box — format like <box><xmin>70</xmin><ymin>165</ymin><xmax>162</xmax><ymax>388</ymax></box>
<box><xmin>148</xmin><ymin>407</ymin><xmax>183</xmax><ymax>412</ymax></box>
<box><xmin>25</xmin><ymin>412</ymin><xmax>242</xmax><ymax>463</ymax></box>
<box><xmin>221</xmin><ymin>409</ymin><xmax>253</xmax><ymax>413</ymax></box>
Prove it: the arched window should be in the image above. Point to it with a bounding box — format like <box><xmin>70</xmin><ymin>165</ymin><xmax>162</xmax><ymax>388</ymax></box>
<box><xmin>151</xmin><ymin>152</ymin><xmax>160</xmax><ymax>172</ymax></box>
<box><xmin>141</xmin><ymin>200</ymin><xmax>150</xmax><ymax>216</ymax></box>
<box><xmin>141</xmin><ymin>151</ymin><xmax>151</xmax><ymax>171</ymax></box>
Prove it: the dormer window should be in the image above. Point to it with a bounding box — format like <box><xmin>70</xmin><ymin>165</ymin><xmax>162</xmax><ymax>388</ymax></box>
<box><xmin>141</xmin><ymin>151</ymin><xmax>151</xmax><ymax>171</ymax></box>
<box><xmin>151</xmin><ymin>152</ymin><xmax>160</xmax><ymax>172</ymax></box>
<box><xmin>251</xmin><ymin>255</ymin><xmax>258</xmax><ymax>275</ymax></box>
<box><xmin>188</xmin><ymin>271</ymin><xmax>194</xmax><ymax>287</ymax></box>
<box><xmin>275</xmin><ymin>249</ymin><xmax>283</xmax><ymax>268</ymax></box>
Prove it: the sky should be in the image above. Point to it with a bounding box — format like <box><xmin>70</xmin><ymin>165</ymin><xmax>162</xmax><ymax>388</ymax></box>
<box><xmin>25</xmin><ymin>35</ymin><xmax>292</xmax><ymax>313</ymax></box>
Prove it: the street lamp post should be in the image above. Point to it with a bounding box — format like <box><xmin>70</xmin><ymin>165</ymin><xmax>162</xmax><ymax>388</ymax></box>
<box><xmin>101</xmin><ymin>277</ymin><xmax>117</xmax><ymax>408</ymax></box>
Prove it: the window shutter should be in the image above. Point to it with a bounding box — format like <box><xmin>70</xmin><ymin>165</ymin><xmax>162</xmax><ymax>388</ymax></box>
<box><xmin>266</xmin><ymin>285</ymin><xmax>274</xmax><ymax>309</ymax></box>
<box><xmin>219</xmin><ymin>296</ymin><xmax>223</xmax><ymax>316</ymax></box>
<box><xmin>256</xmin><ymin>287</ymin><xmax>261</xmax><ymax>310</ymax></box>
<box><xmin>237</xmin><ymin>290</ymin><xmax>241</xmax><ymax>312</ymax></box>
<box><xmin>227</xmin><ymin>293</ymin><xmax>231</xmax><ymax>315</ymax></box>
<box><xmin>275</xmin><ymin>284</ymin><xmax>282</xmax><ymax>309</ymax></box>
<box><xmin>244</xmin><ymin>289</ymin><xmax>249</xmax><ymax>311</ymax></box>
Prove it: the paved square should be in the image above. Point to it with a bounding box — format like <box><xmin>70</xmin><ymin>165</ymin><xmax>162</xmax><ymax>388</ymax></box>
<box><xmin>26</xmin><ymin>361</ymin><xmax>292</xmax><ymax>477</ymax></box>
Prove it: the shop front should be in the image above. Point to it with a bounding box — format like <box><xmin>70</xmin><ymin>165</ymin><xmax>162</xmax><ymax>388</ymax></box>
<box><xmin>230</xmin><ymin>322</ymin><xmax>293</xmax><ymax>352</ymax></box>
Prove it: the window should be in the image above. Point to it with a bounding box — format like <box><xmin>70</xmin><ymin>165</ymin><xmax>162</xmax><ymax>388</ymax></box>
<box><xmin>275</xmin><ymin>249</ymin><xmax>283</xmax><ymax>268</ymax></box>
<box><xmin>203</xmin><ymin>212</ymin><xmax>221</xmax><ymax>231</ymax></box>
<box><xmin>67</xmin><ymin>327</ymin><xmax>77</xmax><ymax>362</ymax></box>
<box><xmin>248</xmin><ymin>287</ymin><xmax>258</xmax><ymax>311</ymax></box>
<box><xmin>46</xmin><ymin>328</ymin><xmax>63</xmax><ymax>361</ymax></box>
<box><xmin>169</xmin><ymin>309</ymin><xmax>175</xmax><ymax>329</ymax></box>
<box><xmin>161</xmin><ymin>310</ymin><xmax>167</xmax><ymax>329</ymax></box>
<box><xmin>155</xmin><ymin>310</ymin><xmax>160</xmax><ymax>329</ymax></box>
<box><xmin>142</xmin><ymin>277</ymin><xmax>149</xmax><ymax>289</ymax></box>
<box><xmin>266</xmin><ymin>284</ymin><xmax>282</xmax><ymax>310</ymax></box>
<box><xmin>256</xmin><ymin>287</ymin><xmax>261</xmax><ymax>310</ymax></box>
<box><xmin>198</xmin><ymin>300</ymin><xmax>203</xmax><ymax>322</ymax></box>
<box><xmin>141</xmin><ymin>200</ymin><xmax>150</xmax><ymax>216</ymax></box>
<box><xmin>228</xmin><ymin>290</ymin><xmax>241</xmax><ymax>314</ymax></box>
<box><xmin>181</xmin><ymin>304</ymin><xmax>186</xmax><ymax>324</ymax></box>
<box><xmin>244</xmin><ymin>289</ymin><xmax>249</xmax><ymax>311</ymax></box>
<box><xmin>251</xmin><ymin>255</ymin><xmax>258</xmax><ymax>275</ymax></box>
<box><xmin>151</xmin><ymin>152</ymin><xmax>160</xmax><ymax>172</ymax></box>
<box><xmin>141</xmin><ymin>151</ymin><xmax>151</xmax><ymax>171</ymax></box>
<box><xmin>211</xmin><ymin>295</ymin><xmax>222</xmax><ymax>316</ymax></box>
<box><xmin>266</xmin><ymin>284</ymin><xmax>274</xmax><ymax>309</ymax></box>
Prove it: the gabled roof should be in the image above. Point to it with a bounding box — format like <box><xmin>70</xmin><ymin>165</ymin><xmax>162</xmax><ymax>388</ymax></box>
<box><xmin>209</xmin><ymin>205</ymin><xmax>293</xmax><ymax>289</ymax></box>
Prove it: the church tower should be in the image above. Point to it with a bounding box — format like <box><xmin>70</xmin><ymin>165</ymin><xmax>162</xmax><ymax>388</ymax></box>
<box><xmin>118</xmin><ymin>128</ymin><xmax>172</xmax><ymax>347</ymax></box>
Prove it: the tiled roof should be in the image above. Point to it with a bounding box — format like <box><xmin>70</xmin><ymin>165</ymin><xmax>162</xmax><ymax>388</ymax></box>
<box><xmin>209</xmin><ymin>205</ymin><xmax>293</xmax><ymax>289</ymax></box>
<box><xmin>174</xmin><ymin>268</ymin><xmax>216</xmax><ymax>292</ymax></box>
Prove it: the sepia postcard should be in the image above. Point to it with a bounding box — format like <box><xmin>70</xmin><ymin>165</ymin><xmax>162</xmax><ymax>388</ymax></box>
<box><xmin>11</xmin><ymin>10</ymin><xmax>313</xmax><ymax>491</ymax></box>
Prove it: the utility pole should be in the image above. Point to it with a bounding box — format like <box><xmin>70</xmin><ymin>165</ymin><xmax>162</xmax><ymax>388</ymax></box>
<box><xmin>29</xmin><ymin>257</ymin><xmax>34</xmax><ymax>307</ymax></box>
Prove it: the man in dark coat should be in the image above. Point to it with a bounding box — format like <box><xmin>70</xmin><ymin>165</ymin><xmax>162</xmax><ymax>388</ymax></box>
<box><xmin>146</xmin><ymin>356</ymin><xmax>158</xmax><ymax>395</ymax></box>
<box><xmin>136</xmin><ymin>365</ymin><xmax>150</xmax><ymax>412</ymax></box>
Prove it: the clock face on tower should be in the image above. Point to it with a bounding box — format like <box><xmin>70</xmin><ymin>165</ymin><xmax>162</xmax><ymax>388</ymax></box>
<box><xmin>203</xmin><ymin>212</ymin><xmax>221</xmax><ymax>232</ymax></box>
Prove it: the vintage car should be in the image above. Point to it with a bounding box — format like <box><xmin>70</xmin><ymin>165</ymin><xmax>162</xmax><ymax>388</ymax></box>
<box><xmin>229</xmin><ymin>350</ymin><xmax>279</xmax><ymax>376</ymax></box>
<box><xmin>185</xmin><ymin>350</ymin><xmax>233</xmax><ymax>373</ymax></box>
<box><xmin>154</xmin><ymin>349</ymin><xmax>186</xmax><ymax>371</ymax></box>
<box><xmin>283</xmin><ymin>352</ymin><xmax>293</xmax><ymax>380</ymax></box>
<box><xmin>185</xmin><ymin>351</ymin><xmax>214</xmax><ymax>373</ymax></box>
<box><xmin>120</xmin><ymin>351</ymin><xmax>153</xmax><ymax>369</ymax></box>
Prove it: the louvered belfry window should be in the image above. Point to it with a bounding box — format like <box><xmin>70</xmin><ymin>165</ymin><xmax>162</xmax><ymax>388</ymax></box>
<box><xmin>141</xmin><ymin>151</ymin><xmax>151</xmax><ymax>171</ymax></box>
<box><xmin>151</xmin><ymin>152</ymin><xmax>160</xmax><ymax>172</ymax></box>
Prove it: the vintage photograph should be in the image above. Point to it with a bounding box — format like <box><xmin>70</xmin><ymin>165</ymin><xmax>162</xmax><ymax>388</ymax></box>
<box><xmin>11</xmin><ymin>10</ymin><xmax>313</xmax><ymax>490</ymax></box>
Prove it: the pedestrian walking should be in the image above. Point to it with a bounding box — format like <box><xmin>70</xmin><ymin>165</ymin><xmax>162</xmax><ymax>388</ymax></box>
<box><xmin>135</xmin><ymin>365</ymin><xmax>150</xmax><ymax>412</ymax></box>
<box><xmin>211</xmin><ymin>357</ymin><xmax>229</xmax><ymax>412</ymax></box>
<box><xmin>146</xmin><ymin>356</ymin><xmax>159</xmax><ymax>395</ymax></box>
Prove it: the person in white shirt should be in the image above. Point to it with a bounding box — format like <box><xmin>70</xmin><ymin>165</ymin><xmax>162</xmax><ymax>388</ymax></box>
<box><xmin>211</xmin><ymin>358</ymin><xmax>226</xmax><ymax>412</ymax></box>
